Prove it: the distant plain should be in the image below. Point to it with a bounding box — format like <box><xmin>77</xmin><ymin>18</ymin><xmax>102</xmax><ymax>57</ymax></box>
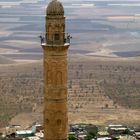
<box><xmin>0</xmin><ymin>0</ymin><xmax>140</xmax><ymax>60</ymax></box>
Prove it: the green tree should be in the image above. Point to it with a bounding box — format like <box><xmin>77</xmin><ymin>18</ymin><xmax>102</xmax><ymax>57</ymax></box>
<box><xmin>84</xmin><ymin>131</ymin><xmax>97</xmax><ymax>140</ymax></box>
<box><xmin>68</xmin><ymin>134</ymin><xmax>76</xmax><ymax>140</ymax></box>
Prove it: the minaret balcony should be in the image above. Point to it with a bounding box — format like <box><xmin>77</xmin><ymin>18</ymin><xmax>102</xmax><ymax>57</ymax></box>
<box><xmin>41</xmin><ymin>42</ymin><xmax>70</xmax><ymax>48</ymax></box>
<box><xmin>39</xmin><ymin>33</ymin><xmax>72</xmax><ymax>48</ymax></box>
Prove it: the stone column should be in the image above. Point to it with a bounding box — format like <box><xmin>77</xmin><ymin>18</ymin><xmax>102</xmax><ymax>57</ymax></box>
<box><xmin>43</xmin><ymin>45</ymin><xmax>69</xmax><ymax>140</ymax></box>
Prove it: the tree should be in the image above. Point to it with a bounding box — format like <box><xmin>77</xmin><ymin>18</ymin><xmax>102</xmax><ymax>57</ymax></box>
<box><xmin>84</xmin><ymin>125</ymin><xmax>98</xmax><ymax>140</ymax></box>
<box><xmin>68</xmin><ymin>134</ymin><xmax>76</xmax><ymax>140</ymax></box>
<box><xmin>84</xmin><ymin>132</ymin><xmax>97</xmax><ymax>140</ymax></box>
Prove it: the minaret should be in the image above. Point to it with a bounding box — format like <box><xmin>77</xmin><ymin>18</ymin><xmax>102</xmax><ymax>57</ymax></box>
<box><xmin>42</xmin><ymin>0</ymin><xmax>70</xmax><ymax>140</ymax></box>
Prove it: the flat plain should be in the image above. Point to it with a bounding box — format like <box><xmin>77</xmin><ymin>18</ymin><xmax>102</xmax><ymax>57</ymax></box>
<box><xmin>0</xmin><ymin>0</ymin><xmax>140</xmax><ymax>61</ymax></box>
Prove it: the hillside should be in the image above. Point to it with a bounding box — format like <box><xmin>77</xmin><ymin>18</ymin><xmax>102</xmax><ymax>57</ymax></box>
<box><xmin>0</xmin><ymin>56</ymin><xmax>140</xmax><ymax>128</ymax></box>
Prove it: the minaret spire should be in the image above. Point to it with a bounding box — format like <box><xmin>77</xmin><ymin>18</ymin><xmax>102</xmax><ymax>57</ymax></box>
<box><xmin>42</xmin><ymin>0</ymin><xmax>70</xmax><ymax>140</ymax></box>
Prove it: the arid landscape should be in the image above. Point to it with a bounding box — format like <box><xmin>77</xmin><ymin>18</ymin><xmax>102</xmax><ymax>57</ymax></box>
<box><xmin>0</xmin><ymin>0</ymin><xmax>140</xmax><ymax>133</ymax></box>
<box><xmin>0</xmin><ymin>55</ymin><xmax>139</xmax><ymax>129</ymax></box>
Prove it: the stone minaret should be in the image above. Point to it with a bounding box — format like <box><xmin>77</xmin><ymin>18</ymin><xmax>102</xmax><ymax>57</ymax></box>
<box><xmin>42</xmin><ymin>0</ymin><xmax>69</xmax><ymax>140</ymax></box>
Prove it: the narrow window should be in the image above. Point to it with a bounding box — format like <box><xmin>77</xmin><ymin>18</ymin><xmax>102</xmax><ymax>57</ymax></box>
<box><xmin>57</xmin><ymin>119</ymin><xmax>61</xmax><ymax>125</ymax></box>
<box><xmin>54</xmin><ymin>34</ymin><xmax>60</xmax><ymax>40</ymax></box>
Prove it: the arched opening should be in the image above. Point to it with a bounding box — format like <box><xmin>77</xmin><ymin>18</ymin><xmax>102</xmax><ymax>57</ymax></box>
<box><xmin>57</xmin><ymin>119</ymin><xmax>62</xmax><ymax>125</ymax></box>
<box><xmin>56</xmin><ymin>71</ymin><xmax>63</xmax><ymax>85</ymax></box>
<box><xmin>54</xmin><ymin>33</ymin><xmax>60</xmax><ymax>40</ymax></box>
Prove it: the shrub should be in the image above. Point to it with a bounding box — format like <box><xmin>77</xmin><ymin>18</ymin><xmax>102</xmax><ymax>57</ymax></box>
<box><xmin>68</xmin><ymin>134</ymin><xmax>76</xmax><ymax>140</ymax></box>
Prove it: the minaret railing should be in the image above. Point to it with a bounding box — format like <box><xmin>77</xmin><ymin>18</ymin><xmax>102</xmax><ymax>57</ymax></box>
<box><xmin>39</xmin><ymin>33</ymin><xmax>72</xmax><ymax>46</ymax></box>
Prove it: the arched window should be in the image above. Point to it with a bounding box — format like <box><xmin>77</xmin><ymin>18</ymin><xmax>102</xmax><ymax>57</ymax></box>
<box><xmin>57</xmin><ymin>119</ymin><xmax>61</xmax><ymax>125</ymax></box>
<box><xmin>54</xmin><ymin>33</ymin><xmax>60</xmax><ymax>40</ymax></box>
<box><xmin>56</xmin><ymin>71</ymin><xmax>62</xmax><ymax>85</ymax></box>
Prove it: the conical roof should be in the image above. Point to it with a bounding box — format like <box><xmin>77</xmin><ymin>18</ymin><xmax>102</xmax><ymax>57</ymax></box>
<box><xmin>47</xmin><ymin>0</ymin><xmax>64</xmax><ymax>16</ymax></box>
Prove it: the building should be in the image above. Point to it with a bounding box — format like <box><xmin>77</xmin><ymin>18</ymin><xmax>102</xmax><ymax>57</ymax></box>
<box><xmin>107</xmin><ymin>124</ymin><xmax>128</xmax><ymax>135</ymax></box>
<box><xmin>4</xmin><ymin>125</ymin><xmax>21</xmax><ymax>136</ymax></box>
<box><xmin>15</xmin><ymin>124</ymin><xmax>43</xmax><ymax>138</ymax></box>
<box><xmin>134</xmin><ymin>128</ymin><xmax>140</xmax><ymax>139</ymax></box>
<box><xmin>41</xmin><ymin>0</ymin><xmax>70</xmax><ymax>140</ymax></box>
